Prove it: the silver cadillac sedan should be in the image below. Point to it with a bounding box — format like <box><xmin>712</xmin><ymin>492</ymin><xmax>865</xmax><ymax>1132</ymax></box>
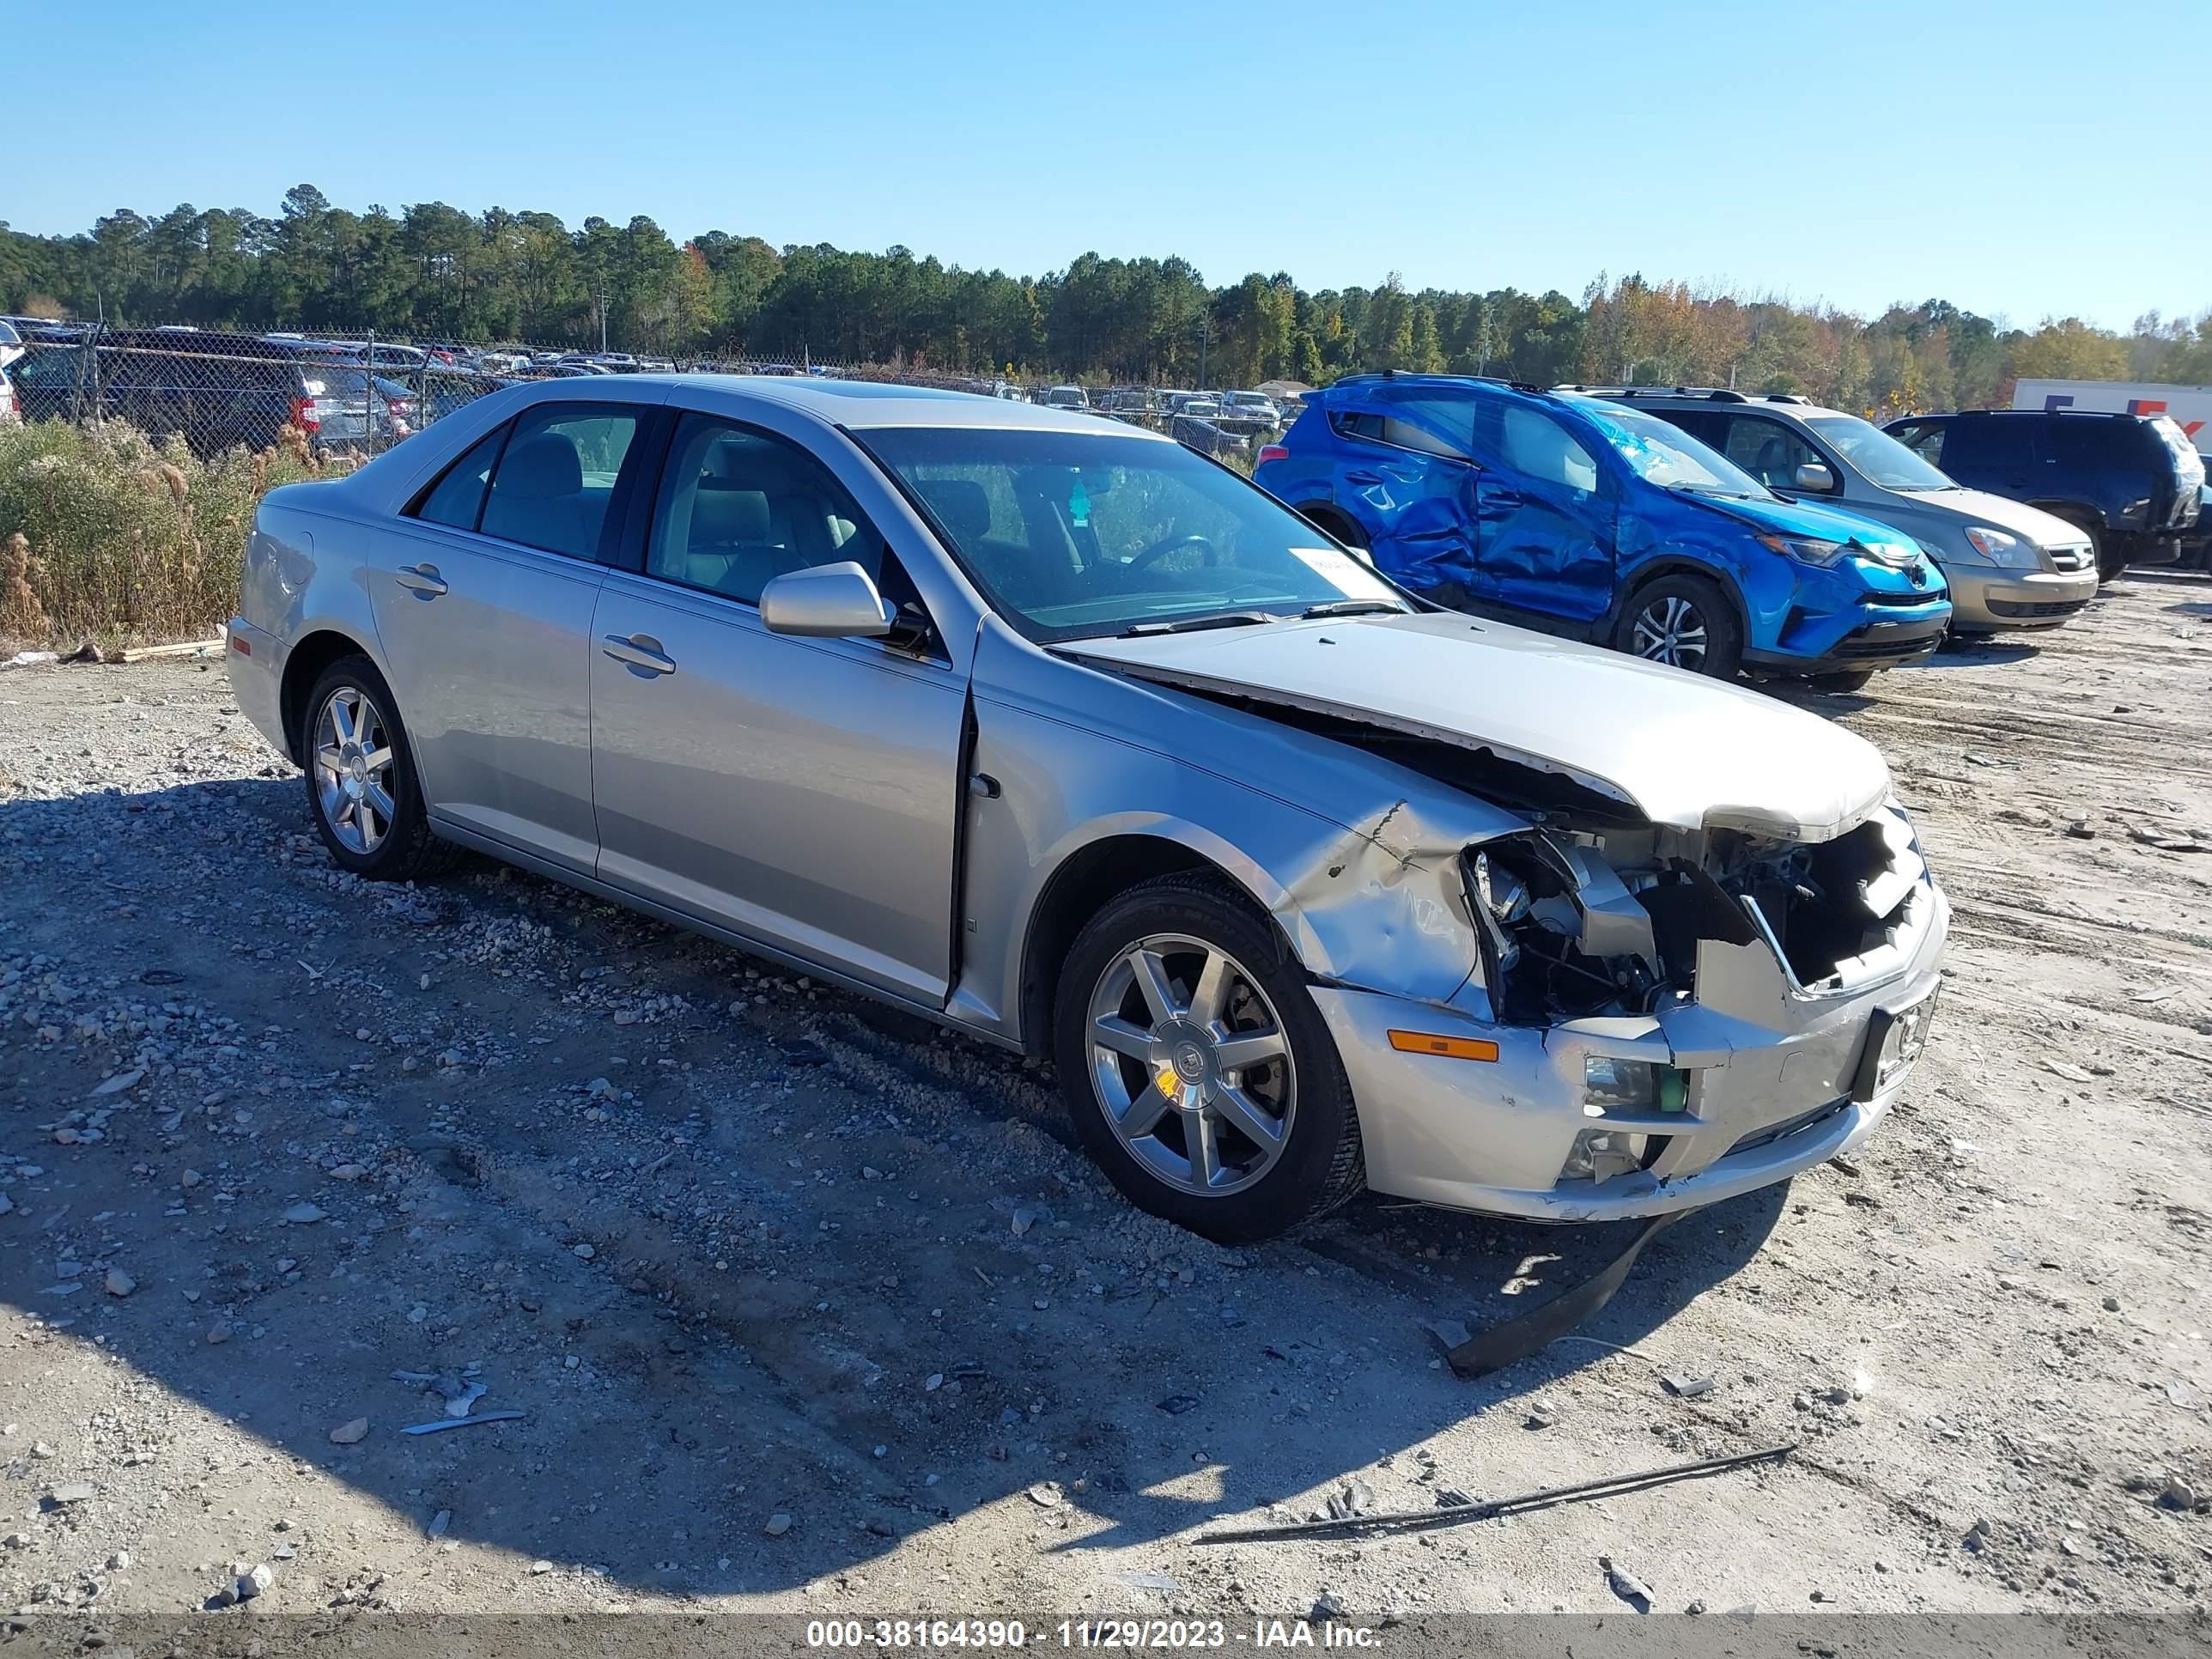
<box><xmin>227</xmin><ymin>375</ymin><xmax>1947</xmax><ymax>1242</ymax></box>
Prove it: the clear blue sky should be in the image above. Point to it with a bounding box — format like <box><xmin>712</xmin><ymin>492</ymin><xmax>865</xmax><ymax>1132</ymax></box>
<box><xmin>8</xmin><ymin>0</ymin><xmax>2200</xmax><ymax>331</ymax></box>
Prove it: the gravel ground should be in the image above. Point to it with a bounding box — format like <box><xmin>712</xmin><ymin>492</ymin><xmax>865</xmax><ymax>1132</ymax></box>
<box><xmin>0</xmin><ymin>572</ymin><xmax>2209</xmax><ymax>1638</ymax></box>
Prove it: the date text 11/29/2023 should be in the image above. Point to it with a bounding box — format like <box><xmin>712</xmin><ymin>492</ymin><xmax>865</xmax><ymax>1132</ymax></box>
<box><xmin>804</xmin><ymin>1619</ymin><xmax>1385</xmax><ymax>1649</ymax></box>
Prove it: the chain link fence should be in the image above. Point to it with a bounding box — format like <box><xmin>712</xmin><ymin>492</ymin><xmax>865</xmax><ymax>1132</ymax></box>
<box><xmin>0</xmin><ymin>319</ymin><xmax>1291</xmax><ymax>465</ymax></box>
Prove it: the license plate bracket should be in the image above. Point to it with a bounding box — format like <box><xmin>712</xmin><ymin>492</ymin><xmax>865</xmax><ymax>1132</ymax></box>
<box><xmin>1850</xmin><ymin>983</ymin><xmax>1941</xmax><ymax>1103</ymax></box>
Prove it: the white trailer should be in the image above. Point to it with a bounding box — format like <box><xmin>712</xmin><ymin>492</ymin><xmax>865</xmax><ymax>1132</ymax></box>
<box><xmin>2013</xmin><ymin>379</ymin><xmax>2212</xmax><ymax>452</ymax></box>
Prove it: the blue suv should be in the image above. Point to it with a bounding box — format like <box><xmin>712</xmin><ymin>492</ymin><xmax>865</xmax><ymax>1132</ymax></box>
<box><xmin>1256</xmin><ymin>375</ymin><xmax>1951</xmax><ymax>687</ymax></box>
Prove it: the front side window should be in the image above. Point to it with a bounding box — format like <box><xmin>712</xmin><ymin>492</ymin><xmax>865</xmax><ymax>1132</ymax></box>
<box><xmin>1715</xmin><ymin>416</ymin><xmax>1830</xmax><ymax>492</ymax></box>
<box><xmin>647</xmin><ymin>416</ymin><xmax>872</xmax><ymax>605</ymax></box>
<box><xmin>1803</xmin><ymin>413</ymin><xmax>1954</xmax><ymax>490</ymax></box>
<box><xmin>477</xmin><ymin>403</ymin><xmax>640</xmax><ymax>559</ymax></box>
<box><xmin>1889</xmin><ymin>421</ymin><xmax>1946</xmax><ymax>467</ymax></box>
<box><xmin>861</xmin><ymin>425</ymin><xmax>1412</xmax><ymax>642</ymax></box>
<box><xmin>1574</xmin><ymin>401</ymin><xmax>1765</xmax><ymax>498</ymax></box>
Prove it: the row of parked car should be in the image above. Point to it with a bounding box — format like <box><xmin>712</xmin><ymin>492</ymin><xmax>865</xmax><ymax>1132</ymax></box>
<box><xmin>0</xmin><ymin>321</ymin><xmax>534</xmax><ymax>457</ymax></box>
<box><xmin>1250</xmin><ymin>375</ymin><xmax>2205</xmax><ymax>689</ymax></box>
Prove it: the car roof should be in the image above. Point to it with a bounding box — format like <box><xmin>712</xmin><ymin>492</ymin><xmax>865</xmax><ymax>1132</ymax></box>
<box><xmin>629</xmin><ymin>373</ymin><xmax>1159</xmax><ymax>434</ymax></box>
<box><xmin>1577</xmin><ymin>388</ymin><xmax>1858</xmax><ymax>423</ymax></box>
<box><xmin>1906</xmin><ymin>407</ymin><xmax>2153</xmax><ymax>422</ymax></box>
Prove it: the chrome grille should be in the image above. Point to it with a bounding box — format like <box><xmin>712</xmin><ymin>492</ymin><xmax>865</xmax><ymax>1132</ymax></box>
<box><xmin>2047</xmin><ymin>544</ymin><xmax>2094</xmax><ymax>572</ymax></box>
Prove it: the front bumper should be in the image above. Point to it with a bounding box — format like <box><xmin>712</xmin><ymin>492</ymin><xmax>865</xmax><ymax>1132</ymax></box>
<box><xmin>1315</xmin><ymin>882</ymin><xmax>1949</xmax><ymax>1222</ymax></box>
<box><xmin>1744</xmin><ymin>608</ymin><xmax>1948</xmax><ymax>675</ymax></box>
<box><xmin>1943</xmin><ymin>563</ymin><xmax>2099</xmax><ymax>631</ymax></box>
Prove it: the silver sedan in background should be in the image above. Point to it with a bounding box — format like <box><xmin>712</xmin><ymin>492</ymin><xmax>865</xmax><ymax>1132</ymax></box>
<box><xmin>227</xmin><ymin>377</ymin><xmax>1946</xmax><ymax>1241</ymax></box>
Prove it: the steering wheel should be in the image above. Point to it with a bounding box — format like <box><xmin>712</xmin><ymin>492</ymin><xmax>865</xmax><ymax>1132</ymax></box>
<box><xmin>1127</xmin><ymin>532</ymin><xmax>1218</xmax><ymax>573</ymax></box>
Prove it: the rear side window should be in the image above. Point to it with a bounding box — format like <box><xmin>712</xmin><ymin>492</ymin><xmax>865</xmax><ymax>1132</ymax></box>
<box><xmin>2046</xmin><ymin>418</ymin><xmax>2141</xmax><ymax>469</ymax></box>
<box><xmin>1656</xmin><ymin>408</ymin><xmax>1729</xmax><ymax>448</ymax></box>
<box><xmin>410</xmin><ymin>426</ymin><xmax>508</xmax><ymax>531</ymax></box>
<box><xmin>1483</xmin><ymin>404</ymin><xmax>1600</xmax><ymax>492</ymax></box>
<box><xmin>1330</xmin><ymin>408</ymin><xmax>1466</xmax><ymax>458</ymax></box>
<box><xmin>478</xmin><ymin>404</ymin><xmax>641</xmax><ymax>560</ymax></box>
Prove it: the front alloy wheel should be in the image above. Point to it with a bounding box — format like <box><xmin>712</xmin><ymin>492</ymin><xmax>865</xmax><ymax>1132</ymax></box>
<box><xmin>1054</xmin><ymin>872</ymin><xmax>1364</xmax><ymax>1241</ymax></box>
<box><xmin>1086</xmin><ymin>933</ymin><xmax>1296</xmax><ymax>1196</ymax></box>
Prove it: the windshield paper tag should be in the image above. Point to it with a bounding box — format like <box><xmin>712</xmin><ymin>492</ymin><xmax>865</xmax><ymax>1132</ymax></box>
<box><xmin>1289</xmin><ymin>545</ymin><xmax>1395</xmax><ymax>601</ymax></box>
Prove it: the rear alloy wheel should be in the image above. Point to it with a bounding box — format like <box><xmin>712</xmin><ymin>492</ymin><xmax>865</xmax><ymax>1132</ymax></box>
<box><xmin>313</xmin><ymin>683</ymin><xmax>398</xmax><ymax>858</ymax></box>
<box><xmin>1054</xmin><ymin>874</ymin><xmax>1363</xmax><ymax>1241</ymax></box>
<box><xmin>300</xmin><ymin>655</ymin><xmax>460</xmax><ymax>882</ymax></box>
<box><xmin>1617</xmin><ymin>573</ymin><xmax>1743</xmax><ymax>678</ymax></box>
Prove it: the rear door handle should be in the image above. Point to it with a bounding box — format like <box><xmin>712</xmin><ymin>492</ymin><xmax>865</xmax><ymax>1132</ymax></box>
<box><xmin>602</xmin><ymin>634</ymin><xmax>676</xmax><ymax>676</ymax></box>
<box><xmin>394</xmin><ymin>563</ymin><xmax>448</xmax><ymax>598</ymax></box>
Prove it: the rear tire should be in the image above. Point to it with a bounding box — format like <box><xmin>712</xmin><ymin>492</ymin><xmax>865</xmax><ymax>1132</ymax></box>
<box><xmin>1297</xmin><ymin>504</ymin><xmax>1369</xmax><ymax>552</ymax></box>
<box><xmin>1614</xmin><ymin>572</ymin><xmax>1744</xmax><ymax>679</ymax></box>
<box><xmin>300</xmin><ymin>655</ymin><xmax>460</xmax><ymax>882</ymax></box>
<box><xmin>1052</xmin><ymin>872</ymin><xmax>1364</xmax><ymax>1243</ymax></box>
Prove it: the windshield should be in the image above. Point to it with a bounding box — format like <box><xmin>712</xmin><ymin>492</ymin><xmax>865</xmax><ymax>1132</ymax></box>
<box><xmin>1579</xmin><ymin>403</ymin><xmax>1767</xmax><ymax>497</ymax></box>
<box><xmin>1803</xmin><ymin>413</ymin><xmax>1954</xmax><ymax>490</ymax></box>
<box><xmin>860</xmin><ymin>426</ymin><xmax>1414</xmax><ymax>641</ymax></box>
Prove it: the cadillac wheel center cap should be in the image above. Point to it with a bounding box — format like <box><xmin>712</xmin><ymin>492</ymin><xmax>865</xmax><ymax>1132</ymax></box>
<box><xmin>1174</xmin><ymin>1042</ymin><xmax>1207</xmax><ymax>1082</ymax></box>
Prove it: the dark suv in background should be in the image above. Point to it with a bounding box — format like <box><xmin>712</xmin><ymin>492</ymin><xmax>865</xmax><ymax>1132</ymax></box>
<box><xmin>1884</xmin><ymin>409</ymin><xmax>2203</xmax><ymax>580</ymax></box>
<box><xmin>9</xmin><ymin>329</ymin><xmax>325</xmax><ymax>456</ymax></box>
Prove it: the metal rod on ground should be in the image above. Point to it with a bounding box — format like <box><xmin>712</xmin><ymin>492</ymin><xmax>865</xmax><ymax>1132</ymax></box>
<box><xmin>1193</xmin><ymin>1443</ymin><xmax>1796</xmax><ymax>1546</ymax></box>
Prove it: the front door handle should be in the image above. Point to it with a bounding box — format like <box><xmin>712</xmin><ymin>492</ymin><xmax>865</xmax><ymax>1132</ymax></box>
<box><xmin>602</xmin><ymin>634</ymin><xmax>677</xmax><ymax>677</ymax></box>
<box><xmin>395</xmin><ymin>563</ymin><xmax>448</xmax><ymax>598</ymax></box>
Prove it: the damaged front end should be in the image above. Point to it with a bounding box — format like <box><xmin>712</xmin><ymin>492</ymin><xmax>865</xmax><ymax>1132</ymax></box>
<box><xmin>1303</xmin><ymin>781</ymin><xmax>1946</xmax><ymax>1222</ymax></box>
<box><xmin>1447</xmin><ymin>802</ymin><xmax>1940</xmax><ymax>1198</ymax></box>
<box><xmin>1465</xmin><ymin>803</ymin><xmax>1933</xmax><ymax>1025</ymax></box>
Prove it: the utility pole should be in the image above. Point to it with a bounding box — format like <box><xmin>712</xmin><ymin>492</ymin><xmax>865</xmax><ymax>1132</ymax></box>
<box><xmin>1197</xmin><ymin>316</ymin><xmax>1210</xmax><ymax>392</ymax></box>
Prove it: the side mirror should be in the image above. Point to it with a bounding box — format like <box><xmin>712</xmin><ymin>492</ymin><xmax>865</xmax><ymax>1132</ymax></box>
<box><xmin>758</xmin><ymin>561</ymin><xmax>894</xmax><ymax>639</ymax></box>
<box><xmin>1794</xmin><ymin>460</ymin><xmax>1836</xmax><ymax>493</ymax></box>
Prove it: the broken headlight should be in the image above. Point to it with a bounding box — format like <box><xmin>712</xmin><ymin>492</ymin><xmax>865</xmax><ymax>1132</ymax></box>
<box><xmin>1464</xmin><ymin>835</ymin><xmax>1662</xmax><ymax>1024</ymax></box>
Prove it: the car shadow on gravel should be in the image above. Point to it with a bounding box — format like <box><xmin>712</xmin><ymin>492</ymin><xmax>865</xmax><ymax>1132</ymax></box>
<box><xmin>0</xmin><ymin>771</ymin><xmax>1786</xmax><ymax>1597</ymax></box>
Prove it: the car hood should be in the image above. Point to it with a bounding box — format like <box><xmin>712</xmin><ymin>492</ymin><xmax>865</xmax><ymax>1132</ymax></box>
<box><xmin>1064</xmin><ymin>612</ymin><xmax>1893</xmax><ymax>841</ymax></box>
<box><xmin>1682</xmin><ymin>490</ymin><xmax>1923</xmax><ymax>562</ymax></box>
<box><xmin>1901</xmin><ymin>486</ymin><xmax>2094</xmax><ymax>549</ymax></box>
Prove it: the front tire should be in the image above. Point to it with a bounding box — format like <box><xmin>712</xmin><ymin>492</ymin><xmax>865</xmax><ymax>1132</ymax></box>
<box><xmin>1052</xmin><ymin>873</ymin><xmax>1364</xmax><ymax>1243</ymax></box>
<box><xmin>1809</xmin><ymin>668</ymin><xmax>1877</xmax><ymax>693</ymax></box>
<box><xmin>300</xmin><ymin>655</ymin><xmax>459</xmax><ymax>881</ymax></box>
<box><xmin>1615</xmin><ymin>573</ymin><xmax>1744</xmax><ymax>678</ymax></box>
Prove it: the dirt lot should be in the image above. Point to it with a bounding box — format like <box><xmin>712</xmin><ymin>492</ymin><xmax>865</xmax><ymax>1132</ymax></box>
<box><xmin>0</xmin><ymin>571</ymin><xmax>2209</xmax><ymax>1641</ymax></box>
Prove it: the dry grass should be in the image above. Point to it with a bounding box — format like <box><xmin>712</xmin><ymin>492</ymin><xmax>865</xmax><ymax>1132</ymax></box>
<box><xmin>0</xmin><ymin>422</ymin><xmax>346</xmax><ymax>649</ymax></box>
